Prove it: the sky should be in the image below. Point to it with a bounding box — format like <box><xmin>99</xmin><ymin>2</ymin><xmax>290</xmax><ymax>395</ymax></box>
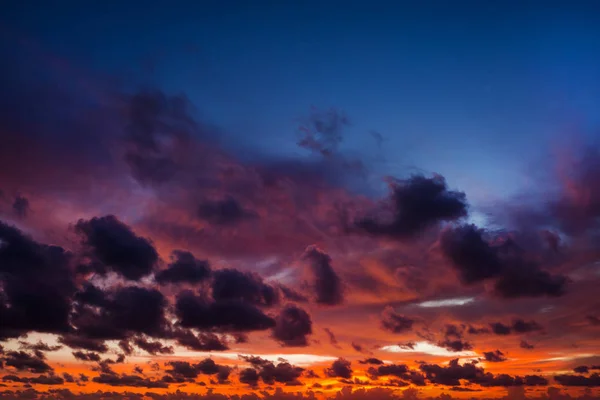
<box><xmin>0</xmin><ymin>1</ymin><xmax>600</xmax><ymax>399</ymax></box>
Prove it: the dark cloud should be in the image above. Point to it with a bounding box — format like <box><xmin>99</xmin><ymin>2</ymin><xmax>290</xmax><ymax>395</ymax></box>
<box><xmin>1</xmin><ymin>351</ymin><xmax>53</xmax><ymax>373</ymax></box>
<box><xmin>351</xmin><ymin>342</ymin><xmax>367</xmax><ymax>353</ymax></box>
<box><xmin>520</xmin><ymin>340</ymin><xmax>535</xmax><ymax>349</ymax></box>
<box><xmin>58</xmin><ymin>336</ymin><xmax>108</xmax><ymax>353</ymax></box>
<box><xmin>272</xmin><ymin>305</ymin><xmax>313</xmax><ymax>347</ymax></box>
<box><xmin>326</xmin><ymin>358</ymin><xmax>353</xmax><ymax>379</ymax></box>
<box><xmin>172</xmin><ymin>330</ymin><xmax>229</xmax><ymax>351</ymax></box>
<box><xmin>197</xmin><ymin>197</ymin><xmax>257</xmax><ymax>226</ymax></box>
<box><xmin>441</xmin><ymin>224</ymin><xmax>568</xmax><ymax>298</ymax></box>
<box><xmin>323</xmin><ymin>328</ymin><xmax>340</xmax><ymax>348</ymax></box>
<box><xmin>165</xmin><ymin>359</ymin><xmax>230</xmax><ymax>383</ymax></box>
<box><xmin>3</xmin><ymin>374</ymin><xmax>64</xmax><ymax>385</ymax></box>
<box><xmin>133</xmin><ymin>337</ymin><xmax>173</xmax><ymax>355</ymax></box>
<box><xmin>438</xmin><ymin>339</ymin><xmax>473</xmax><ymax>352</ymax></box>
<box><xmin>360</xmin><ymin>358</ymin><xmax>384</xmax><ymax>365</ymax></box>
<box><xmin>18</xmin><ymin>341</ymin><xmax>62</xmax><ymax>357</ymax></box>
<box><xmin>380</xmin><ymin>306</ymin><xmax>415</xmax><ymax>334</ymax></box>
<box><xmin>247</xmin><ymin>360</ymin><xmax>305</xmax><ymax>386</ymax></box>
<box><xmin>554</xmin><ymin>373</ymin><xmax>600</xmax><ymax>387</ymax></box>
<box><xmin>368</xmin><ymin>364</ymin><xmax>426</xmax><ymax>386</ymax></box>
<box><xmin>239</xmin><ymin>368</ymin><xmax>260</xmax><ymax>386</ymax></box>
<box><xmin>175</xmin><ymin>290</ymin><xmax>276</xmax><ymax>332</ymax></box>
<box><xmin>483</xmin><ymin>350</ymin><xmax>507</xmax><ymax>362</ymax></box>
<box><xmin>574</xmin><ymin>366</ymin><xmax>589</xmax><ymax>374</ymax></box>
<box><xmin>303</xmin><ymin>246</ymin><xmax>344</xmax><ymax>306</ymax></box>
<box><xmin>354</xmin><ymin>175</ymin><xmax>467</xmax><ymax>239</ymax></box>
<box><xmin>118</xmin><ymin>340</ymin><xmax>133</xmax><ymax>355</ymax></box>
<box><xmin>419</xmin><ymin>359</ymin><xmax>483</xmax><ymax>386</ymax></box>
<box><xmin>124</xmin><ymin>90</ymin><xmax>197</xmax><ymax>185</ymax></box>
<box><xmin>72</xmin><ymin>351</ymin><xmax>101</xmax><ymax>362</ymax></box>
<box><xmin>71</xmin><ymin>286</ymin><xmax>169</xmax><ymax>341</ymax></box>
<box><xmin>0</xmin><ymin>221</ymin><xmax>75</xmax><ymax>339</ymax></box>
<box><xmin>62</xmin><ymin>373</ymin><xmax>75</xmax><ymax>383</ymax></box>
<box><xmin>211</xmin><ymin>268</ymin><xmax>279</xmax><ymax>307</ymax></box>
<box><xmin>155</xmin><ymin>250</ymin><xmax>211</xmax><ymax>285</ymax></box>
<box><xmin>75</xmin><ymin>215</ymin><xmax>158</xmax><ymax>280</ymax></box>
<box><xmin>92</xmin><ymin>373</ymin><xmax>169</xmax><ymax>388</ymax></box>
<box><xmin>12</xmin><ymin>195</ymin><xmax>29</xmax><ymax>219</ymax></box>
<box><xmin>489</xmin><ymin>319</ymin><xmax>543</xmax><ymax>335</ymax></box>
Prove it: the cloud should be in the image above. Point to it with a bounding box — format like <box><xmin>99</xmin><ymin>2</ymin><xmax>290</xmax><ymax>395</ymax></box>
<box><xmin>132</xmin><ymin>337</ymin><xmax>173</xmax><ymax>355</ymax></box>
<box><xmin>554</xmin><ymin>373</ymin><xmax>600</xmax><ymax>387</ymax></box>
<box><xmin>0</xmin><ymin>220</ymin><xmax>76</xmax><ymax>339</ymax></box>
<box><xmin>303</xmin><ymin>246</ymin><xmax>344</xmax><ymax>306</ymax></box>
<box><xmin>172</xmin><ymin>330</ymin><xmax>229</xmax><ymax>351</ymax></box>
<box><xmin>75</xmin><ymin>215</ymin><xmax>159</xmax><ymax>280</ymax></box>
<box><xmin>2</xmin><ymin>374</ymin><xmax>64</xmax><ymax>385</ymax></box>
<box><xmin>323</xmin><ymin>328</ymin><xmax>340</xmax><ymax>348</ymax></box>
<box><xmin>211</xmin><ymin>268</ymin><xmax>279</xmax><ymax>307</ymax></box>
<box><xmin>326</xmin><ymin>358</ymin><xmax>353</xmax><ymax>379</ymax></box>
<box><xmin>92</xmin><ymin>373</ymin><xmax>168</xmax><ymax>388</ymax></box>
<box><xmin>360</xmin><ymin>358</ymin><xmax>384</xmax><ymax>365</ymax></box>
<box><xmin>520</xmin><ymin>340</ymin><xmax>535</xmax><ymax>349</ymax></box>
<box><xmin>489</xmin><ymin>319</ymin><xmax>543</xmax><ymax>335</ymax></box>
<box><xmin>175</xmin><ymin>290</ymin><xmax>276</xmax><ymax>332</ymax></box>
<box><xmin>483</xmin><ymin>350</ymin><xmax>507</xmax><ymax>362</ymax></box>
<box><xmin>441</xmin><ymin>224</ymin><xmax>568</xmax><ymax>298</ymax></box>
<box><xmin>1</xmin><ymin>351</ymin><xmax>53</xmax><ymax>373</ymax></box>
<box><xmin>72</xmin><ymin>351</ymin><xmax>101</xmax><ymax>362</ymax></box>
<box><xmin>155</xmin><ymin>250</ymin><xmax>211</xmax><ymax>285</ymax></box>
<box><xmin>297</xmin><ymin>107</ymin><xmax>349</xmax><ymax>157</ymax></box>
<box><xmin>272</xmin><ymin>305</ymin><xmax>313</xmax><ymax>347</ymax></box>
<box><xmin>197</xmin><ymin>196</ymin><xmax>257</xmax><ymax>226</ymax></box>
<box><xmin>12</xmin><ymin>195</ymin><xmax>29</xmax><ymax>219</ymax></box>
<box><xmin>354</xmin><ymin>175</ymin><xmax>467</xmax><ymax>239</ymax></box>
<box><xmin>380</xmin><ymin>306</ymin><xmax>415</xmax><ymax>334</ymax></box>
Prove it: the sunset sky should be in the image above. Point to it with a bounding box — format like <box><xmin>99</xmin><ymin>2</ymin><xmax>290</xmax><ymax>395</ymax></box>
<box><xmin>1</xmin><ymin>1</ymin><xmax>600</xmax><ymax>399</ymax></box>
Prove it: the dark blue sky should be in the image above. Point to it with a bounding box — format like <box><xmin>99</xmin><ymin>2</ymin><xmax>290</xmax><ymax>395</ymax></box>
<box><xmin>3</xmin><ymin>0</ymin><xmax>600</xmax><ymax>206</ymax></box>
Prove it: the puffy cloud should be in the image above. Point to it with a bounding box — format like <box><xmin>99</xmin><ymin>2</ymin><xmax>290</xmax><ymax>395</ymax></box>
<box><xmin>0</xmin><ymin>221</ymin><xmax>76</xmax><ymax>339</ymax></box>
<box><xmin>75</xmin><ymin>215</ymin><xmax>159</xmax><ymax>280</ymax></box>
<box><xmin>326</xmin><ymin>358</ymin><xmax>353</xmax><ymax>379</ymax></box>
<box><xmin>72</xmin><ymin>351</ymin><xmax>101</xmax><ymax>362</ymax></box>
<box><xmin>132</xmin><ymin>337</ymin><xmax>173</xmax><ymax>355</ymax></box>
<box><xmin>155</xmin><ymin>250</ymin><xmax>211</xmax><ymax>285</ymax></box>
<box><xmin>211</xmin><ymin>268</ymin><xmax>279</xmax><ymax>307</ymax></box>
<box><xmin>175</xmin><ymin>290</ymin><xmax>276</xmax><ymax>332</ymax></box>
<box><xmin>272</xmin><ymin>305</ymin><xmax>313</xmax><ymax>347</ymax></box>
<box><xmin>440</xmin><ymin>224</ymin><xmax>568</xmax><ymax>298</ymax></box>
<box><xmin>354</xmin><ymin>175</ymin><xmax>467</xmax><ymax>239</ymax></box>
<box><xmin>1</xmin><ymin>351</ymin><xmax>53</xmax><ymax>373</ymax></box>
<box><xmin>303</xmin><ymin>246</ymin><xmax>344</xmax><ymax>306</ymax></box>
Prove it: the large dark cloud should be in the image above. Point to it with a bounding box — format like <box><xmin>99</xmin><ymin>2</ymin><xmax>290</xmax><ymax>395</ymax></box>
<box><xmin>303</xmin><ymin>246</ymin><xmax>344</xmax><ymax>306</ymax></box>
<box><xmin>75</xmin><ymin>215</ymin><xmax>159</xmax><ymax>280</ymax></box>
<box><xmin>272</xmin><ymin>305</ymin><xmax>313</xmax><ymax>347</ymax></box>
<box><xmin>354</xmin><ymin>175</ymin><xmax>468</xmax><ymax>239</ymax></box>
<box><xmin>368</xmin><ymin>364</ymin><xmax>426</xmax><ymax>386</ymax></box>
<box><xmin>380</xmin><ymin>306</ymin><xmax>415</xmax><ymax>334</ymax></box>
<box><xmin>68</xmin><ymin>286</ymin><xmax>170</xmax><ymax>347</ymax></box>
<box><xmin>441</xmin><ymin>224</ymin><xmax>568</xmax><ymax>298</ymax></box>
<box><xmin>211</xmin><ymin>268</ymin><xmax>279</xmax><ymax>307</ymax></box>
<box><xmin>0</xmin><ymin>221</ymin><xmax>75</xmax><ymax>339</ymax></box>
<box><xmin>155</xmin><ymin>250</ymin><xmax>211</xmax><ymax>285</ymax></box>
<box><xmin>175</xmin><ymin>290</ymin><xmax>276</xmax><ymax>332</ymax></box>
